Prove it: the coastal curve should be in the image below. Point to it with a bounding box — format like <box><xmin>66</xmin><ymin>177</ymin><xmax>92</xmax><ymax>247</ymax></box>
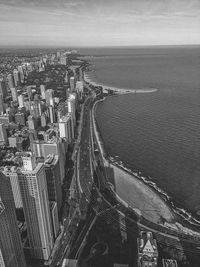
<box><xmin>91</xmin><ymin>91</ymin><xmax>200</xmax><ymax>239</ymax></box>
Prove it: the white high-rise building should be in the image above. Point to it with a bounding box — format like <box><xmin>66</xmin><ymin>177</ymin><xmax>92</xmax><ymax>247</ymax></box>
<box><xmin>17</xmin><ymin>66</ymin><xmax>24</xmax><ymax>83</ymax></box>
<box><xmin>11</xmin><ymin>87</ymin><xmax>18</xmax><ymax>102</ymax></box>
<box><xmin>59</xmin><ymin>113</ymin><xmax>74</xmax><ymax>142</ymax></box>
<box><xmin>17</xmin><ymin>160</ymin><xmax>54</xmax><ymax>260</ymax></box>
<box><xmin>13</xmin><ymin>69</ymin><xmax>20</xmax><ymax>86</ymax></box>
<box><xmin>40</xmin><ymin>84</ymin><xmax>46</xmax><ymax>99</ymax></box>
<box><xmin>45</xmin><ymin>89</ymin><xmax>54</xmax><ymax>106</ymax></box>
<box><xmin>67</xmin><ymin>93</ymin><xmax>76</xmax><ymax>126</ymax></box>
<box><xmin>76</xmin><ymin>81</ymin><xmax>84</xmax><ymax>99</ymax></box>
<box><xmin>18</xmin><ymin>94</ymin><xmax>24</xmax><ymax>108</ymax></box>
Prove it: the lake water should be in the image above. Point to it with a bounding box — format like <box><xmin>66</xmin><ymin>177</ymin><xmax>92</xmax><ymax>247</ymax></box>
<box><xmin>80</xmin><ymin>46</ymin><xmax>200</xmax><ymax>219</ymax></box>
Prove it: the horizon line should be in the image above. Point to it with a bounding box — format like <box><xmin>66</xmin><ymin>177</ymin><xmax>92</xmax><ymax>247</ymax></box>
<box><xmin>0</xmin><ymin>43</ymin><xmax>200</xmax><ymax>50</ymax></box>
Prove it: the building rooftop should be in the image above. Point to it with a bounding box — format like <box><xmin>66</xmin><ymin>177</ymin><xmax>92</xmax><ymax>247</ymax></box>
<box><xmin>138</xmin><ymin>231</ymin><xmax>158</xmax><ymax>255</ymax></box>
<box><xmin>44</xmin><ymin>154</ymin><xmax>58</xmax><ymax>166</ymax></box>
<box><xmin>162</xmin><ymin>259</ymin><xmax>178</xmax><ymax>267</ymax></box>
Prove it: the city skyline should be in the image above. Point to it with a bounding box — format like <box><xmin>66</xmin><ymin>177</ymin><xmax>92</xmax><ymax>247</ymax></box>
<box><xmin>0</xmin><ymin>0</ymin><xmax>200</xmax><ymax>47</ymax></box>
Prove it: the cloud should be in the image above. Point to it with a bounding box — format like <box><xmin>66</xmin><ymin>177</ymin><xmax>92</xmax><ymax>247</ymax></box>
<box><xmin>0</xmin><ymin>0</ymin><xmax>199</xmax><ymax>46</ymax></box>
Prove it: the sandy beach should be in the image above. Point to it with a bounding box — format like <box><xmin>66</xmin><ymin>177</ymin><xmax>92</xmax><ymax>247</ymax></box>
<box><xmin>92</xmin><ymin>99</ymin><xmax>174</xmax><ymax>225</ymax></box>
<box><xmin>108</xmin><ymin>162</ymin><xmax>174</xmax><ymax>224</ymax></box>
<box><xmin>84</xmin><ymin>73</ymin><xmax>158</xmax><ymax>94</ymax></box>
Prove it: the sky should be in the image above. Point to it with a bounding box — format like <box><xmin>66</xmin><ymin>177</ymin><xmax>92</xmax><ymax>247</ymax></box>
<box><xmin>0</xmin><ymin>0</ymin><xmax>200</xmax><ymax>47</ymax></box>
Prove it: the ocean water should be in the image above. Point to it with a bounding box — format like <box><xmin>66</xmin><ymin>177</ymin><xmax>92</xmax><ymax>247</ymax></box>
<box><xmin>81</xmin><ymin>46</ymin><xmax>200</xmax><ymax>218</ymax></box>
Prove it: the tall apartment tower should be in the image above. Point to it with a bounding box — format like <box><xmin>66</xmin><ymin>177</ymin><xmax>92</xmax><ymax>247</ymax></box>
<box><xmin>1</xmin><ymin>166</ymin><xmax>23</xmax><ymax>208</ymax></box>
<box><xmin>7</xmin><ymin>74</ymin><xmax>15</xmax><ymax>89</ymax></box>
<box><xmin>0</xmin><ymin>172</ymin><xmax>27</xmax><ymax>267</ymax></box>
<box><xmin>0</xmin><ymin>123</ymin><xmax>8</xmax><ymax>144</ymax></box>
<box><xmin>40</xmin><ymin>84</ymin><xmax>46</xmax><ymax>99</ymax></box>
<box><xmin>18</xmin><ymin>65</ymin><xmax>25</xmax><ymax>83</ymax></box>
<box><xmin>44</xmin><ymin>155</ymin><xmax>62</xmax><ymax>213</ymax></box>
<box><xmin>11</xmin><ymin>87</ymin><xmax>18</xmax><ymax>102</ymax></box>
<box><xmin>69</xmin><ymin>76</ymin><xmax>75</xmax><ymax>92</ymax></box>
<box><xmin>17</xmin><ymin>154</ymin><xmax>54</xmax><ymax>260</ymax></box>
<box><xmin>45</xmin><ymin>89</ymin><xmax>54</xmax><ymax>106</ymax></box>
<box><xmin>13</xmin><ymin>69</ymin><xmax>20</xmax><ymax>87</ymax></box>
<box><xmin>0</xmin><ymin>79</ymin><xmax>7</xmax><ymax>101</ymax></box>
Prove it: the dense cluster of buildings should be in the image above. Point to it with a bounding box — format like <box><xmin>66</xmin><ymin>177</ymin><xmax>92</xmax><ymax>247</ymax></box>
<box><xmin>0</xmin><ymin>50</ymin><xmax>84</xmax><ymax>266</ymax></box>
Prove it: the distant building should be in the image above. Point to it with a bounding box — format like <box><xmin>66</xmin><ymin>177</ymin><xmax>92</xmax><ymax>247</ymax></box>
<box><xmin>0</xmin><ymin>172</ymin><xmax>27</xmax><ymax>267</ymax></box>
<box><xmin>0</xmin><ymin>114</ymin><xmax>11</xmax><ymax>125</ymax></box>
<box><xmin>78</xmin><ymin>68</ymin><xmax>83</xmax><ymax>81</ymax></box>
<box><xmin>30</xmin><ymin>101</ymin><xmax>40</xmax><ymax>119</ymax></box>
<box><xmin>162</xmin><ymin>259</ymin><xmax>178</xmax><ymax>267</ymax></box>
<box><xmin>17</xmin><ymin>157</ymin><xmax>54</xmax><ymax>260</ymax></box>
<box><xmin>64</xmin><ymin>71</ymin><xmax>68</xmax><ymax>83</ymax></box>
<box><xmin>49</xmin><ymin>106</ymin><xmax>55</xmax><ymax>123</ymax></box>
<box><xmin>7</xmin><ymin>74</ymin><xmax>15</xmax><ymax>89</ymax></box>
<box><xmin>69</xmin><ymin>76</ymin><xmax>75</xmax><ymax>92</ymax></box>
<box><xmin>0</xmin><ymin>95</ymin><xmax>4</xmax><ymax>114</ymax></box>
<box><xmin>27</xmin><ymin>115</ymin><xmax>36</xmax><ymax>130</ymax></box>
<box><xmin>67</xmin><ymin>93</ymin><xmax>76</xmax><ymax>126</ymax></box>
<box><xmin>18</xmin><ymin>94</ymin><xmax>24</xmax><ymax>108</ymax></box>
<box><xmin>41</xmin><ymin>112</ymin><xmax>47</xmax><ymax>127</ymax></box>
<box><xmin>15</xmin><ymin>112</ymin><xmax>25</xmax><ymax>125</ymax></box>
<box><xmin>26</xmin><ymin>85</ymin><xmax>32</xmax><ymax>100</ymax></box>
<box><xmin>76</xmin><ymin>81</ymin><xmax>84</xmax><ymax>100</ymax></box>
<box><xmin>57</xmin><ymin>51</ymin><xmax>61</xmax><ymax>58</ymax></box>
<box><xmin>13</xmin><ymin>69</ymin><xmax>20</xmax><ymax>87</ymax></box>
<box><xmin>60</xmin><ymin>56</ymin><xmax>67</xmax><ymax>65</ymax></box>
<box><xmin>40</xmin><ymin>84</ymin><xmax>46</xmax><ymax>99</ymax></box>
<box><xmin>0</xmin><ymin>123</ymin><xmax>7</xmax><ymax>144</ymax></box>
<box><xmin>113</xmin><ymin>264</ymin><xmax>129</xmax><ymax>267</ymax></box>
<box><xmin>17</xmin><ymin>65</ymin><xmax>25</xmax><ymax>83</ymax></box>
<box><xmin>137</xmin><ymin>231</ymin><xmax>158</xmax><ymax>267</ymax></box>
<box><xmin>0</xmin><ymin>79</ymin><xmax>7</xmax><ymax>101</ymax></box>
<box><xmin>11</xmin><ymin>87</ymin><xmax>18</xmax><ymax>102</ymax></box>
<box><xmin>45</xmin><ymin>89</ymin><xmax>54</xmax><ymax>106</ymax></box>
<box><xmin>61</xmin><ymin>259</ymin><xmax>78</xmax><ymax>267</ymax></box>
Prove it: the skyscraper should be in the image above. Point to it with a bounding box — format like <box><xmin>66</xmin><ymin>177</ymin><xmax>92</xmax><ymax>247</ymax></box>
<box><xmin>0</xmin><ymin>79</ymin><xmax>7</xmax><ymax>101</ymax></box>
<box><xmin>1</xmin><ymin>166</ymin><xmax>23</xmax><ymax>209</ymax></box>
<box><xmin>0</xmin><ymin>95</ymin><xmax>4</xmax><ymax>114</ymax></box>
<box><xmin>31</xmin><ymin>139</ymin><xmax>66</xmax><ymax>183</ymax></box>
<box><xmin>11</xmin><ymin>87</ymin><xmax>18</xmax><ymax>102</ymax></box>
<box><xmin>67</xmin><ymin>93</ymin><xmax>76</xmax><ymax>127</ymax></box>
<box><xmin>13</xmin><ymin>69</ymin><xmax>20</xmax><ymax>87</ymax></box>
<box><xmin>0</xmin><ymin>123</ymin><xmax>8</xmax><ymax>144</ymax></box>
<box><xmin>18</xmin><ymin>94</ymin><xmax>25</xmax><ymax>108</ymax></box>
<box><xmin>69</xmin><ymin>76</ymin><xmax>75</xmax><ymax>92</ymax></box>
<box><xmin>17</xmin><ymin>66</ymin><xmax>25</xmax><ymax>83</ymax></box>
<box><xmin>40</xmin><ymin>84</ymin><xmax>46</xmax><ymax>99</ymax></box>
<box><xmin>45</xmin><ymin>89</ymin><xmax>54</xmax><ymax>106</ymax></box>
<box><xmin>7</xmin><ymin>74</ymin><xmax>15</xmax><ymax>89</ymax></box>
<box><xmin>17</xmin><ymin>155</ymin><xmax>54</xmax><ymax>260</ymax></box>
<box><xmin>44</xmin><ymin>155</ymin><xmax>62</xmax><ymax>213</ymax></box>
<box><xmin>0</xmin><ymin>172</ymin><xmax>27</xmax><ymax>267</ymax></box>
<box><xmin>60</xmin><ymin>56</ymin><xmax>67</xmax><ymax>65</ymax></box>
<box><xmin>59</xmin><ymin>113</ymin><xmax>73</xmax><ymax>143</ymax></box>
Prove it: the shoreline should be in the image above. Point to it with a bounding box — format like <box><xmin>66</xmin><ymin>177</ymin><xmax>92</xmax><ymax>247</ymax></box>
<box><xmin>84</xmin><ymin>72</ymin><xmax>159</xmax><ymax>94</ymax></box>
<box><xmin>90</xmin><ymin>84</ymin><xmax>200</xmax><ymax>238</ymax></box>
